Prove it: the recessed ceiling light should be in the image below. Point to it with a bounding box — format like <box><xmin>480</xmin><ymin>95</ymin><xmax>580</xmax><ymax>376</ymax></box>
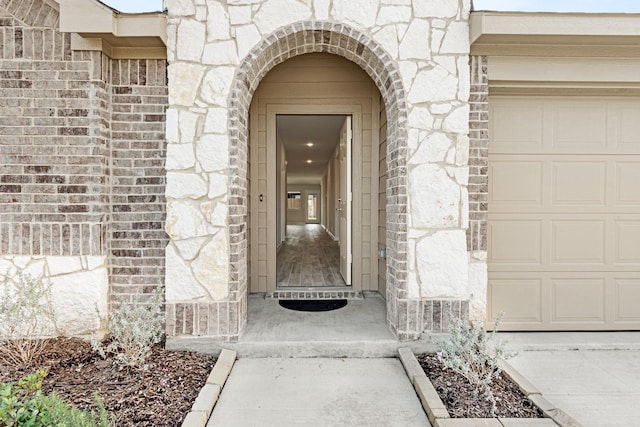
<box><xmin>306</xmin><ymin>142</ymin><xmax>314</xmax><ymax>147</ymax></box>
<box><xmin>306</xmin><ymin>159</ymin><xmax>312</xmax><ymax>163</ymax></box>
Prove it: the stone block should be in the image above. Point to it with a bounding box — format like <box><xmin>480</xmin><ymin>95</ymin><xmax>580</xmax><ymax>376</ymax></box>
<box><xmin>180</xmin><ymin>410</ymin><xmax>208</xmax><ymax>427</ymax></box>
<box><xmin>166</xmin><ymin>172</ymin><xmax>208</xmax><ymax>199</ymax></box>
<box><xmin>399</xmin><ymin>19</ymin><xmax>430</xmax><ymax>60</ymax></box>
<box><xmin>207</xmin><ymin>348</ymin><xmax>237</xmax><ymax>386</ymax></box>
<box><xmin>409</xmin><ymin>164</ymin><xmax>460</xmax><ymax>228</ymax></box>
<box><xmin>190</xmin><ymin>383</ymin><xmax>221</xmax><ymax>414</ymax></box>
<box><xmin>416</xmin><ymin>230</ymin><xmax>469</xmax><ymax>299</ymax></box>
<box><xmin>177</xmin><ymin>20</ymin><xmax>206</xmax><ymax>62</ymax></box>
<box><xmin>166</xmin><ymin>200</ymin><xmax>210</xmax><ymax>240</ymax></box>
<box><xmin>441</xmin><ymin>22</ymin><xmax>470</xmax><ymax>54</ymax></box>
<box><xmin>168</xmin><ymin>63</ymin><xmax>205</xmax><ymax>106</ymax></box>
<box><xmin>408</xmin><ymin>66</ymin><xmax>458</xmax><ymax>104</ymax></box>
<box><xmin>414</xmin><ymin>376</ymin><xmax>450</xmax><ymax>425</ymax></box>
<box><xmin>235</xmin><ymin>24</ymin><xmax>262</xmax><ymax>60</ymax></box>
<box><xmin>414</xmin><ymin>0</ymin><xmax>459</xmax><ymax>18</ymax></box>
<box><xmin>206</xmin><ymin>2</ymin><xmax>230</xmax><ymax>41</ymax></box>
<box><xmin>197</xmin><ymin>135</ymin><xmax>229</xmax><ymax>172</ymax></box>
<box><xmin>166</xmin><ymin>143</ymin><xmax>196</xmax><ymax>170</ymax></box>
<box><xmin>499</xmin><ymin>360</ymin><xmax>540</xmax><ymax>397</ymax></box>
<box><xmin>398</xmin><ymin>347</ymin><xmax>425</xmax><ymax>385</ymax></box>
<box><xmin>200</xmin><ymin>67</ymin><xmax>236</xmax><ymax>107</ymax></box>
<box><xmin>202</xmin><ymin>40</ymin><xmax>238</xmax><ymax>65</ymax></box>
<box><xmin>254</xmin><ymin>0</ymin><xmax>311</xmax><ymax>34</ymax></box>
<box><xmin>528</xmin><ymin>395</ymin><xmax>555</xmax><ymax>413</ymax></box>
<box><xmin>193</xmin><ymin>231</ymin><xmax>229</xmax><ymax>301</ymax></box>
<box><xmin>331</xmin><ymin>0</ymin><xmax>377</xmax><ymax>28</ymax></box>
<box><xmin>499</xmin><ymin>419</ymin><xmax>558</xmax><ymax>426</ymax></box>
<box><xmin>435</xmin><ymin>419</ymin><xmax>502</xmax><ymax>427</ymax></box>
<box><xmin>166</xmin><ymin>0</ymin><xmax>195</xmax><ymax>17</ymax></box>
<box><xmin>50</xmin><ymin>267</ymin><xmax>108</xmax><ymax>335</ymax></box>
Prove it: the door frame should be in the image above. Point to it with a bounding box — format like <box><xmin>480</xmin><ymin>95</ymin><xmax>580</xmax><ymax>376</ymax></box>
<box><xmin>263</xmin><ymin>103</ymin><xmax>363</xmax><ymax>293</ymax></box>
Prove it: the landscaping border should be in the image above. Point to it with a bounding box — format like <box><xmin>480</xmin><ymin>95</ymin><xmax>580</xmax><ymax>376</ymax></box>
<box><xmin>181</xmin><ymin>349</ymin><xmax>237</xmax><ymax>427</ymax></box>
<box><xmin>398</xmin><ymin>348</ymin><xmax>582</xmax><ymax>427</ymax></box>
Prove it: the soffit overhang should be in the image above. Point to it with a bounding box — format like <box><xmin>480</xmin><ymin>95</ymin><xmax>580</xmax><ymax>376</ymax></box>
<box><xmin>56</xmin><ymin>0</ymin><xmax>166</xmax><ymax>59</ymax></box>
<box><xmin>470</xmin><ymin>11</ymin><xmax>640</xmax><ymax>57</ymax></box>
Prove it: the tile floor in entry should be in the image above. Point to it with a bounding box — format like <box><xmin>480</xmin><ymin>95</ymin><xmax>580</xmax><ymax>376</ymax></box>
<box><xmin>276</xmin><ymin>224</ymin><xmax>346</xmax><ymax>287</ymax></box>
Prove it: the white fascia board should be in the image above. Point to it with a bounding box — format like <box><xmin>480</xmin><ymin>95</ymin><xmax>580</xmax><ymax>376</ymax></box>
<box><xmin>471</xmin><ymin>11</ymin><xmax>640</xmax><ymax>44</ymax></box>
<box><xmin>57</xmin><ymin>0</ymin><xmax>166</xmax><ymax>45</ymax></box>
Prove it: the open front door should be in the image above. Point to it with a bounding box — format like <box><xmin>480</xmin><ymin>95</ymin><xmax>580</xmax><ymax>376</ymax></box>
<box><xmin>338</xmin><ymin>116</ymin><xmax>352</xmax><ymax>285</ymax></box>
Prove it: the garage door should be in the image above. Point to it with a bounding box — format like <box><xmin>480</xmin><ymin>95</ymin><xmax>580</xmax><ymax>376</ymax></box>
<box><xmin>488</xmin><ymin>96</ymin><xmax>640</xmax><ymax>330</ymax></box>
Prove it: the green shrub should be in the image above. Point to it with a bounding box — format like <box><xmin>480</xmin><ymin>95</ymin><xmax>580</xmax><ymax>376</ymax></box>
<box><xmin>92</xmin><ymin>287</ymin><xmax>165</xmax><ymax>370</ymax></box>
<box><xmin>0</xmin><ymin>273</ymin><xmax>55</xmax><ymax>366</ymax></box>
<box><xmin>436</xmin><ymin>312</ymin><xmax>515</xmax><ymax>417</ymax></box>
<box><xmin>0</xmin><ymin>370</ymin><xmax>114</xmax><ymax>427</ymax></box>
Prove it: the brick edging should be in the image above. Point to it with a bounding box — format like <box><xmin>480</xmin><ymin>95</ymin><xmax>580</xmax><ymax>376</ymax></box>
<box><xmin>181</xmin><ymin>349</ymin><xmax>237</xmax><ymax>427</ymax></box>
<box><xmin>397</xmin><ymin>348</ymin><xmax>582</xmax><ymax>427</ymax></box>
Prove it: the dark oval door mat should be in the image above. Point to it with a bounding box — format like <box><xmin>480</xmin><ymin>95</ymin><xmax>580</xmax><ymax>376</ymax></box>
<box><xmin>279</xmin><ymin>299</ymin><xmax>348</xmax><ymax>312</ymax></box>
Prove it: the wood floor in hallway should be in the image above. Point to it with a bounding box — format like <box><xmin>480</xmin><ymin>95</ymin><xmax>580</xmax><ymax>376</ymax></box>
<box><xmin>276</xmin><ymin>224</ymin><xmax>346</xmax><ymax>287</ymax></box>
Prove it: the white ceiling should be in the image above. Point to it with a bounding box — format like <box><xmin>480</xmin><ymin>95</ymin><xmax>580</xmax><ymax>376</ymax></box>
<box><xmin>277</xmin><ymin>115</ymin><xmax>346</xmax><ymax>184</ymax></box>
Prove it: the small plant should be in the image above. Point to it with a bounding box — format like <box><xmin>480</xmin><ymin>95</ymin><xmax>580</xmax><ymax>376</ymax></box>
<box><xmin>437</xmin><ymin>312</ymin><xmax>514</xmax><ymax>417</ymax></box>
<box><xmin>92</xmin><ymin>287</ymin><xmax>165</xmax><ymax>370</ymax></box>
<box><xmin>0</xmin><ymin>370</ymin><xmax>115</xmax><ymax>427</ymax></box>
<box><xmin>0</xmin><ymin>273</ymin><xmax>55</xmax><ymax>366</ymax></box>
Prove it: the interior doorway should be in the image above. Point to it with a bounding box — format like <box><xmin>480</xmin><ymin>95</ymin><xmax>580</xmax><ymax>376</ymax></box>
<box><xmin>275</xmin><ymin>114</ymin><xmax>352</xmax><ymax>289</ymax></box>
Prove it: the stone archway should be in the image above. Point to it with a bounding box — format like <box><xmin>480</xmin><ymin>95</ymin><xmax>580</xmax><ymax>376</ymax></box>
<box><xmin>227</xmin><ymin>21</ymin><xmax>409</xmax><ymax>337</ymax></box>
<box><xmin>165</xmin><ymin>1</ymin><xmax>472</xmax><ymax>343</ymax></box>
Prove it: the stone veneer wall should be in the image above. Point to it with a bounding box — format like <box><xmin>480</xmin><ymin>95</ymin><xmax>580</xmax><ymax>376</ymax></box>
<box><xmin>466</xmin><ymin>55</ymin><xmax>488</xmax><ymax>320</ymax></box>
<box><xmin>165</xmin><ymin>0</ymin><xmax>473</xmax><ymax>340</ymax></box>
<box><xmin>0</xmin><ymin>0</ymin><xmax>168</xmax><ymax>335</ymax></box>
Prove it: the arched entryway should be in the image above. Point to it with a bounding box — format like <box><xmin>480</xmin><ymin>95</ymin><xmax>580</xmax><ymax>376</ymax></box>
<box><xmin>227</xmin><ymin>22</ymin><xmax>409</xmax><ymax>338</ymax></box>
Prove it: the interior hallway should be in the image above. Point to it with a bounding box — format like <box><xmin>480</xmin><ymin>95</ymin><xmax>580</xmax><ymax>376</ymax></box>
<box><xmin>276</xmin><ymin>224</ymin><xmax>346</xmax><ymax>287</ymax></box>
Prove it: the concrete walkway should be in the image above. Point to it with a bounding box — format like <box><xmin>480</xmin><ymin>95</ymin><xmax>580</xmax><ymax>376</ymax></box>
<box><xmin>505</xmin><ymin>333</ymin><xmax>640</xmax><ymax>427</ymax></box>
<box><xmin>175</xmin><ymin>296</ymin><xmax>640</xmax><ymax>427</ymax></box>
<box><xmin>207</xmin><ymin>357</ymin><xmax>430</xmax><ymax>427</ymax></box>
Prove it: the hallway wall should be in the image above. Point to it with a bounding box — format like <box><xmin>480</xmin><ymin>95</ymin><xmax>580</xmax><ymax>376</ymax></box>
<box><xmin>286</xmin><ymin>184</ymin><xmax>321</xmax><ymax>225</ymax></box>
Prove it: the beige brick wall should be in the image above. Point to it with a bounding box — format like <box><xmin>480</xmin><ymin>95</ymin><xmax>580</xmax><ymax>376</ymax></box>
<box><xmin>0</xmin><ymin>0</ymin><xmax>106</xmax><ymax>256</ymax></box>
<box><xmin>109</xmin><ymin>59</ymin><xmax>168</xmax><ymax>303</ymax></box>
<box><xmin>0</xmin><ymin>0</ymin><xmax>168</xmax><ymax>312</ymax></box>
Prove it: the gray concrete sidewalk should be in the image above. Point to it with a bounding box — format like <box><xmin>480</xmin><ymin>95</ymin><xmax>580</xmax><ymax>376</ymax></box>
<box><xmin>207</xmin><ymin>357</ymin><xmax>430</xmax><ymax>427</ymax></box>
<box><xmin>506</xmin><ymin>333</ymin><xmax>640</xmax><ymax>427</ymax></box>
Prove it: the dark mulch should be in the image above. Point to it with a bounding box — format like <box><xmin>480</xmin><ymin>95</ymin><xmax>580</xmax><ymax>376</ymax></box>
<box><xmin>416</xmin><ymin>354</ymin><xmax>543</xmax><ymax>419</ymax></box>
<box><xmin>0</xmin><ymin>338</ymin><xmax>216</xmax><ymax>426</ymax></box>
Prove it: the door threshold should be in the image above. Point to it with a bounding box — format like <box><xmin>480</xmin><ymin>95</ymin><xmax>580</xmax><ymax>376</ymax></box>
<box><xmin>268</xmin><ymin>287</ymin><xmax>363</xmax><ymax>300</ymax></box>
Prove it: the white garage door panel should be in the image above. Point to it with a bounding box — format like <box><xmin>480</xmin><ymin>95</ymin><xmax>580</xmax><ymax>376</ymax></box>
<box><xmin>617</xmin><ymin>162</ymin><xmax>640</xmax><ymax>205</ymax></box>
<box><xmin>490</xmin><ymin>272</ymin><xmax>640</xmax><ymax>330</ymax></box>
<box><xmin>489</xmin><ymin>96</ymin><xmax>640</xmax><ymax>330</ymax></box>
<box><xmin>551</xmin><ymin>220</ymin><xmax>606</xmax><ymax>265</ymax></box>
<box><xmin>488</xmin><ymin>277</ymin><xmax>543</xmax><ymax>324</ymax></box>
<box><xmin>616</xmin><ymin>222</ymin><xmax>640</xmax><ymax>263</ymax></box>
<box><xmin>617</xmin><ymin>279</ymin><xmax>640</xmax><ymax>322</ymax></box>
<box><xmin>551</xmin><ymin>278</ymin><xmax>606</xmax><ymax>323</ymax></box>
<box><xmin>489</xmin><ymin>220</ymin><xmax>542</xmax><ymax>264</ymax></box>
<box><xmin>553</xmin><ymin>103</ymin><xmax>607</xmax><ymax>149</ymax></box>
<box><xmin>491</xmin><ymin>98</ymin><xmax>640</xmax><ymax>155</ymax></box>
<box><xmin>552</xmin><ymin>161</ymin><xmax>606</xmax><ymax>205</ymax></box>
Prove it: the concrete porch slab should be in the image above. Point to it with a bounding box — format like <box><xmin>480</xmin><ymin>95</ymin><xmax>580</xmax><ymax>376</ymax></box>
<box><xmin>167</xmin><ymin>293</ymin><xmax>444</xmax><ymax>357</ymax></box>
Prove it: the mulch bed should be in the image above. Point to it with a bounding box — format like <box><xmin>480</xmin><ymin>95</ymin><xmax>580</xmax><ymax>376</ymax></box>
<box><xmin>0</xmin><ymin>338</ymin><xmax>216</xmax><ymax>426</ymax></box>
<box><xmin>416</xmin><ymin>354</ymin><xmax>543</xmax><ymax>419</ymax></box>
